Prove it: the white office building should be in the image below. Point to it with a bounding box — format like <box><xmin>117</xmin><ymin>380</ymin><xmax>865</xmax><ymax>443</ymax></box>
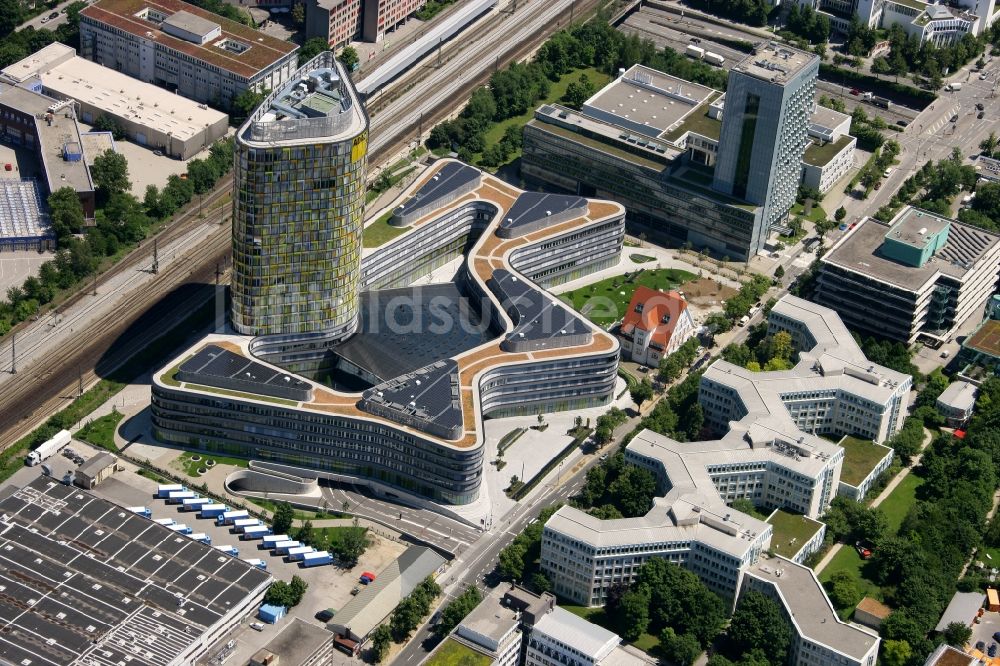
<box><xmin>451</xmin><ymin>590</ymin><xmax>522</xmax><ymax>666</ymax></box>
<box><xmin>540</xmin><ymin>295</ymin><xmax>911</xmax><ymax>609</ymax></box>
<box><xmin>743</xmin><ymin>556</ymin><xmax>880</xmax><ymax>666</ymax></box>
<box><xmin>526</xmin><ymin>606</ymin><xmax>645</xmax><ymax>666</ymax></box>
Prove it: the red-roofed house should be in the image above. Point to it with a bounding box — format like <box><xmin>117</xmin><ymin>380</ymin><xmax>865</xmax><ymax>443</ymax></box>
<box><xmin>618</xmin><ymin>287</ymin><xmax>695</xmax><ymax>367</ymax></box>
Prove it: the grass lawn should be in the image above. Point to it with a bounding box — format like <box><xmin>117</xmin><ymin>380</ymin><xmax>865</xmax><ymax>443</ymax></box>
<box><xmin>560</xmin><ymin>268</ymin><xmax>698</xmax><ymax>326</ymax></box>
<box><xmin>789</xmin><ymin>201</ymin><xmax>829</xmax><ymax>224</ymax></box>
<box><xmin>362</xmin><ymin>211</ymin><xmax>407</xmax><ymax>248</ymax></box>
<box><xmin>879</xmin><ymin>472</ymin><xmax>924</xmax><ymax>535</ymax></box>
<box><xmin>178</xmin><ymin>451</ymin><xmax>248</xmax><ymax>478</ymax></box>
<box><xmin>818</xmin><ymin>546</ymin><xmax>885</xmax><ymax>620</ymax></box>
<box><xmin>476</xmin><ymin>66</ymin><xmax>611</xmax><ymax>166</ymax></box>
<box><xmin>767</xmin><ymin>509</ymin><xmax>824</xmax><ymax>561</ymax></box>
<box><xmin>75</xmin><ymin>410</ymin><xmax>124</xmax><ymax>453</ymax></box>
<box><xmin>838</xmin><ymin>435</ymin><xmax>892</xmax><ymax>487</ymax></box>
<box><xmin>562</xmin><ymin>605</ymin><xmax>660</xmax><ymax>654</ymax></box>
<box><xmin>425</xmin><ymin>638</ymin><xmax>492</xmax><ymax>666</ymax></box>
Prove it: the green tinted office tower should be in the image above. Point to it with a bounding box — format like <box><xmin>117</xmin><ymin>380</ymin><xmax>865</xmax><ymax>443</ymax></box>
<box><xmin>231</xmin><ymin>53</ymin><xmax>369</xmax><ymax>338</ymax></box>
<box><xmin>713</xmin><ymin>44</ymin><xmax>818</xmax><ymax>255</ymax></box>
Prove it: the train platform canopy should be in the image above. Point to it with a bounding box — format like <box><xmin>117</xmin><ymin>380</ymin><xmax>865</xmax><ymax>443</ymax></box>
<box><xmin>0</xmin><ymin>476</ymin><xmax>271</xmax><ymax>666</ymax></box>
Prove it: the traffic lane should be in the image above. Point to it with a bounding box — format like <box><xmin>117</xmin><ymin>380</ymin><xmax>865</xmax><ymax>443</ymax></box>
<box><xmin>318</xmin><ymin>482</ymin><xmax>480</xmax><ymax>551</ymax></box>
<box><xmin>19</xmin><ymin>0</ymin><xmax>75</xmax><ymax>32</ymax></box>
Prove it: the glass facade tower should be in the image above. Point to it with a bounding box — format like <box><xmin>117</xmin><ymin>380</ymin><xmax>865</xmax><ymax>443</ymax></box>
<box><xmin>712</xmin><ymin>44</ymin><xmax>818</xmax><ymax>255</ymax></box>
<box><xmin>231</xmin><ymin>53</ymin><xmax>369</xmax><ymax>338</ymax></box>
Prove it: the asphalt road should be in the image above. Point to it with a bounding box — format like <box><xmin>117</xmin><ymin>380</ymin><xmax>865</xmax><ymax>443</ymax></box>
<box><xmin>18</xmin><ymin>0</ymin><xmax>79</xmax><ymax>32</ymax></box>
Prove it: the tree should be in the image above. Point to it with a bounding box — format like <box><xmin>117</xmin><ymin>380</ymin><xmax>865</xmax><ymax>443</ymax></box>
<box><xmin>290</xmin><ymin>1</ymin><xmax>304</xmax><ymax>26</ymax></box>
<box><xmin>828</xmin><ymin>570</ymin><xmax>862</xmax><ymax>608</ymax></box>
<box><xmin>435</xmin><ymin>586</ymin><xmax>482</xmax><ymax>637</ymax></box>
<box><xmin>725</xmin><ymin>590</ymin><xmax>791</xmax><ymax>665</ymax></box>
<box><xmin>48</xmin><ymin>187</ymin><xmax>85</xmax><ymax>239</ymax></box>
<box><xmin>630</xmin><ymin>378</ymin><xmax>654</xmax><ymax>407</ymax></box>
<box><xmin>295</xmin><ymin>519</ymin><xmax>315</xmax><ymax>546</ymax></box>
<box><xmin>272</xmin><ymin>502</ymin><xmax>294</xmax><ymax>536</ymax></box>
<box><xmin>371</xmin><ymin>624</ymin><xmax>392</xmax><ymax>663</ymax></box>
<box><xmin>232</xmin><ymin>88</ymin><xmax>267</xmax><ymax>118</ymax></box>
<box><xmin>659</xmin><ymin>628</ymin><xmax>701</xmax><ymax>666</ymax></box>
<box><xmin>338</xmin><ymin>46</ymin><xmax>359</xmax><ymax>71</ymax></box>
<box><xmin>835</xmin><ymin>206</ymin><xmax>847</xmax><ymax>222</ymax></box>
<box><xmin>498</xmin><ymin>541</ymin><xmax>526</xmax><ymax>580</ymax></box>
<box><xmin>563</xmin><ymin>74</ymin><xmax>597</xmax><ymax>109</ymax></box>
<box><xmin>297</xmin><ymin>37</ymin><xmax>328</xmax><ymax>66</ymax></box>
<box><xmin>774</xmin><ymin>264</ymin><xmax>785</xmax><ymax>279</ymax></box>
<box><xmin>0</xmin><ymin>0</ymin><xmax>23</xmax><ymax>37</ymax></box>
<box><xmin>337</xmin><ymin>517</ymin><xmax>370</xmax><ymax>566</ymax></box>
<box><xmin>91</xmin><ymin>151</ymin><xmax>130</xmax><ymax>201</ymax></box>
<box><xmin>981</xmin><ymin>131</ymin><xmax>999</xmax><ymax>157</ymax></box>
<box><xmin>731</xmin><ymin>498</ymin><xmax>761</xmax><ymax>518</ymax></box>
<box><xmin>943</xmin><ymin>621</ymin><xmax>972</xmax><ymax>647</ymax></box>
<box><xmin>619</xmin><ymin>586</ymin><xmax>651</xmax><ymax>641</ymax></box>
<box><xmin>607</xmin><ymin>465</ymin><xmax>657</xmax><ymax>517</ymax></box>
<box><xmin>880</xmin><ymin>639</ymin><xmax>912</xmax><ymax>666</ymax></box>
<box><xmin>92</xmin><ymin>115</ymin><xmax>126</xmax><ymax>140</ymax></box>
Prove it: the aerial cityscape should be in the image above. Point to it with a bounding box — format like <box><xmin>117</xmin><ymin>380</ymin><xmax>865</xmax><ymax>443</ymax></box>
<box><xmin>0</xmin><ymin>0</ymin><xmax>998</xmax><ymax>664</ymax></box>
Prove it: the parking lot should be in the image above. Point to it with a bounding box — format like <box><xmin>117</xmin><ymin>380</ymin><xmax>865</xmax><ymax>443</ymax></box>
<box><xmin>86</xmin><ymin>460</ymin><xmax>405</xmax><ymax>665</ymax></box>
<box><xmin>968</xmin><ymin>608</ymin><xmax>1000</xmax><ymax>659</ymax></box>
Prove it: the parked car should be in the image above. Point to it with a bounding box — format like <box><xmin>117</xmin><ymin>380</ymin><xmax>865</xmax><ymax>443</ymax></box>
<box><xmin>350</xmin><ymin>586</ymin><xmax>361</xmax><ymax>595</ymax></box>
<box><xmin>979</xmin><ymin>111</ymin><xmax>986</xmax><ymax>119</ymax></box>
<box><xmin>989</xmin><ymin>643</ymin><xmax>998</xmax><ymax>658</ymax></box>
<box><xmin>992</xmin><ymin>631</ymin><xmax>1000</xmax><ymax>642</ymax></box>
<box><xmin>48</xmin><ymin>12</ymin><xmax>59</xmax><ymax>19</ymax></box>
<box><xmin>951</xmin><ymin>114</ymin><xmax>959</xmax><ymax>123</ymax></box>
<box><xmin>976</xmin><ymin>641</ymin><xmax>986</xmax><ymax>651</ymax></box>
<box><xmin>850</xmin><ymin>88</ymin><xmax>861</xmax><ymax>95</ymax></box>
<box><xmin>977</xmin><ymin>102</ymin><xmax>986</xmax><ymax>110</ymax></box>
<box><xmin>896</xmin><ymin>120</ymin><xmax>909</xmax><ymax>127</ymax></box>
<box><xmin>315</xmin><ymin>608</ymin><xmax>335</xmax><ymax>622</ymax></box>
<box><xmin>982</xmin><ymin>72</ymin><xmax>990</xmax><ymax>80</ymax></box>
<box><xmin>250</xmin><ymin>622</ymin><xmax>264</xmax><ymax>632</ymax></box>
<box><xmin>40</xmin><ymin>16</ymin><xmax>49</xmax><ymax>22</ymax></box>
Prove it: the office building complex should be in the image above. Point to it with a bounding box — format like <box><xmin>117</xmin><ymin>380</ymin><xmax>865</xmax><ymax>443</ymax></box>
<box><xmin>712</xmin><ymin>43</ymin><xmax>818</xmax><ymax>233</ymax></box>
<box><xmin>0</xmin><ymin>81</ymin><xmax>95</xmax><ymax>218</ymax></box>
<box><xmin>526</xmin><ymin>606</ymin><xmax>645</xmax><ymax>666</ymax></box>
<box><xmin>742</xmin><ymin>556</ymin><xmax>880</xmax><ymax>666</ymax></box>
<box><xmin>305</xmin><ymin>0</ymin><xmax>436</xmax><ymax>49</ymax></box>
<box><xmin>152</xmin><ymin>159</ymin><xmax>625</xmax><ymax>505</ymax></box>
<box><xmin>231</xmin><ymin>53</ymin><xmax>369</xmax><ymax>339</ymax></box>
<box><xmin>540</xmin><ymin>295</ymin><xmax>909</xmax><ymax>607</ymax></box>
<box><xmin>79</xmin><ymin>0</ymin><xmax>298</xmax><ymax>109</ymax></box>
<box><xmin>617</xmin><ymin>287</ymin><xmax>696</xmax><ymax>367</ymax></box>
<box><xmin>523</xmin><ymin>48</ymin><xmax>822</xmax><ymax>260</ymax></box>
<box><xmin>798</xmin><ymin>0</ymin><xmax>992</xmax><ymax>45</ymax></box>
<box><xmin>817</xmin><ymin>207</ymin><xmax>1000</xmax><ymax>344</ymax></box>
<box><xmin>436</xmin><ymin>589</ymin><xmax>522</xmax><ymax>666</ymax></box>
<box><xmin>936</xmin><ymin>380</ymin><xmax>977</xmax><ymax>427</ymax></box>
<box><xmin>2</xmin><ymin>43</ymin><xmax>229</xmax><ymax>160</ymax></box>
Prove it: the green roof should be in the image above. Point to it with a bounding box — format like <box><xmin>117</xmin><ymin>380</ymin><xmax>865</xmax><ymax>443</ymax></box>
<box><xmin>424</xmin><ymin>639</ymin><xmax>492</xmax><ymax>666</ymax></box>
<box><xmin>662</xmin><ymin>102</ymin><xmax>722</xmax><ymax>143</ymax></box>
<box><xmin>838</xmin><ymin>436</ymin><xmax>893</xmax><ymax>486</ymax></box>
<box><xmin>767</xmin><ymin>508</ymin><xmax>824</xmax><ymax>560</ymax></box>
<box><xmin>802</xmin><ymin>135</ymin><xmax>855</xmax><ymax>167</ymax></box>
<box><xmin>887</xmin><ymin>0</ymin><xmax>926</xmax><ymax>10</ymax></box>
<box><xmin>529</xmin><ymin>120</ymin><xmax>670</xmax><ymax>171</ymax></box>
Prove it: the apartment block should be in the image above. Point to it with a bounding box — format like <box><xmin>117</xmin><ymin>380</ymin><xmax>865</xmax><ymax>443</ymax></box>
<box><xmin>816</xmin><ymin>207</ymin><xmax>1000</xmax><ymax>344</ymax></box>
<box><xmin>304</xmin><ymin>0</ymin><xmax>429</xmax><ymax>48</ymax></box>
<box><xmin>79</xmin><ymin>0</ymin><xmax>298</xmax><ymax>109</ymax></box>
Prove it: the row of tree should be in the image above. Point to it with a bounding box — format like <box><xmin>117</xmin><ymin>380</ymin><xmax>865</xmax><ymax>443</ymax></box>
<box><xmin>371</xmin><ymin>576</ymin><xmax>441</xmax><ymax>662</ymax></box>
<box><xmin>721</xmin><ymin>329</ymin><xmax>795</xmax><ymax>372</ymax></box>
<box><xmin>784</xmin><ymin>4</ymin><xmax>831</xmax><ymax>44</ymax></box>
<box><xmin>496</xmin><ymin>504</ymin><xmax>562</xmax><ymax>592</ymax></box>
<box><xmin>0</xmin><ymin>139</ymin><xmax>234</xmax><ymax>338</ymax></box>
<box><xmin>704</xmin><ymin>274</ymin><xmax>772</xmax><ymax>334</ymax></box>
<box><xmin>432</xmin><ymin>586</ymin><xmax>482</xmax><ymax>638</ymax></box>
<box><xmin>426</xmin><ymin>20</ymin><xmax>726</xmax><ymax>166</ymax></box>
<box><xmin>263</xmin><ymin>575</ymin><xmax>308</xmax><ymax>607</ymax></box>
<box><xmin>686</xmin><ymin>0</ymin><xmax>771</xmax><ymax>27</ymax></box>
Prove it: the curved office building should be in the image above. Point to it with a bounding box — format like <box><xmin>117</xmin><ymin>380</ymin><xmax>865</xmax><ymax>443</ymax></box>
<box><xmin>152</xmin><ymin>161</ymin><xmax>626</xmax><ymax>505</ymax></box>
<box><xmin>231</xmin><ymin>52</ymin><xmax>369</xmax><ymax>339</ymax></box>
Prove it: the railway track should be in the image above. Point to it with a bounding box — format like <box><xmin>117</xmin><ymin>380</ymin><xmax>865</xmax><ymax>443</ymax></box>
<box><xmin>0</xmin><ymin>0</ymin><xmax>602</xmax><ymax>451</ymax></box>
<box><xmin>0</xmin><ymin>187</ymin><xmax>233</xmax><ymax>450</ymax></box>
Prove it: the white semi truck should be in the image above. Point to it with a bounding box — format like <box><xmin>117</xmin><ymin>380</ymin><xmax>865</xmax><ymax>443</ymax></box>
<box><xmin>26</xmin><ymin>430</ymin><xmax>70</xmax><ymax>466</ymax></box>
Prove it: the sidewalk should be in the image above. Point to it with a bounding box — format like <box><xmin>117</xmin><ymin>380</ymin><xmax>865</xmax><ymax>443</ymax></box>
<box><xmin>814</xmin><ymin>426</ymin><xmax>932</xmax><ymax>573</ymax></box>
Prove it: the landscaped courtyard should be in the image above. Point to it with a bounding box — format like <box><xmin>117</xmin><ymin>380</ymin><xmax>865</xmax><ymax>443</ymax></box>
<box><xmin>559</xmin><ymin>268</ymin><xmax>699</xmax><ymax>326</ymax></box>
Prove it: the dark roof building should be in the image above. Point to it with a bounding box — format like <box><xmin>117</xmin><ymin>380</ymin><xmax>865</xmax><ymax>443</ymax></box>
<box><xmin>0</xmin><ymin>476</ymin><xmax>270</xmax><ymax>666</ymax></box>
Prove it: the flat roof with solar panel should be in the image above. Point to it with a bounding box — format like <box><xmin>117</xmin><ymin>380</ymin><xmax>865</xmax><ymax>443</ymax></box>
<box><xmin>0</xmin><ymin>477</ymin><xmax>270</xmax><ymax>666</ymax></box>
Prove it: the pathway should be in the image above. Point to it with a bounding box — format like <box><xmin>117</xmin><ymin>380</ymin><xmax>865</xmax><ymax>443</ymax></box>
<box><xmin>815</xmin><ymin>427</ymin><xmax>933</xmax><ymax>573</ymax></box>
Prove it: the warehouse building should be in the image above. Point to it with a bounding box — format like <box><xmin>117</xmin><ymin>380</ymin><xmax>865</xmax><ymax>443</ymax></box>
<box><xmin>74</xmin><ymin>450</ymin><xmax>119</xmax><ymax>488</ymax></box>
<box><xmin>0</xmin><ymin>81</ymin><xmax>95</xmax><ymax>217</ymax></box>
<box><xmin>249</xmin><ymin>618</ymin><xmax>334</xmax><ymax>666</ymax></box>
<box><xmin>79</xmin><ymin>0</ymin><xmax>298</xmax><ymax>109</ymax></box>
<box><xmin>817</xmin><ymin>207</ymin><xmax>1000</xmax><ymax>344</ymax></box>
<box><xmin>328</xmin><ymin>546</ymin><xmax>445</xmax><ymax>653</ymax></box>
<box><xmin>0</xmin><ymin>477</ymin><xmax>271</xmax><ymax>666</ymax></box>
<box><xmin>0</xmin><ymin>179</ymin><xmax>54</xmax><ymax>251</ymax></box>
<box><xmin>2</xmin><ymin>44</ymin><xmax>229</xmax><ymax>160</ymax></box>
